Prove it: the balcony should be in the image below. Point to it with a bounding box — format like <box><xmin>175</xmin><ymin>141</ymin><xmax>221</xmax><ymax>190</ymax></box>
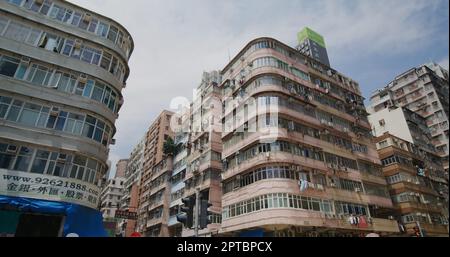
<box><xmin>404</xmin><ymin>223</ymin><xmax>449</xmax><ymax>236</ymax></box>
<box><xmin>146</xmin><ymin>217</ymin><xmax>164</xmax><ymax>228</ymax></box>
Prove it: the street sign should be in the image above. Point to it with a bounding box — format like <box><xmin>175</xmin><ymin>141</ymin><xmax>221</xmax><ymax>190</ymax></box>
<box><xmin>114</xmin><ymin>210</ymin><xmax>138</xmax><ymax>220</ymax></box>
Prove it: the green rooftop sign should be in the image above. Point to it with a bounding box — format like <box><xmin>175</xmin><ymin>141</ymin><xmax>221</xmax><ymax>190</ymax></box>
<box><xmin>297</xmin><ymin>27</ymin><xmax>326</xmax><ymax>48</ymax></box>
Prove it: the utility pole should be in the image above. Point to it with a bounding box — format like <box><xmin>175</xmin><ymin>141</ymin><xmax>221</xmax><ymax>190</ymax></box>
<box><xmin>416</xmin><ymin>221</ymin><xmax>424</xmax><ymax>237</ymax></box>
<box><xmin>194</xmin><ymin>188</ymin><xmax>200</xmax><ymax>237</ymax></box>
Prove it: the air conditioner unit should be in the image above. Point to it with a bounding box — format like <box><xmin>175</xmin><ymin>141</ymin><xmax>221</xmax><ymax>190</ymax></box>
<box><xmin>407</xmin><ymin>179</ymin><xmax>412</xmax><ymax>183</ymax></box>
<box><xmin>74</xmin><ymin>39</ymin><xmax>82</xmax><ymax>49</ymax></box>
<box><xmin>316</xmin><ymin>184</ymin><xmax>324</xmax><ymax>190</ymax></box>
<box><xmin>20</xmin><ymin>56</ymin><xmax>31</xmax><ymax>64</ymax></box>
<box><xmin>320</xmin><ymin>119</ymin><xmax>327</xmax><ymax>125</ymax></box>
<box><xmin>83</xmin><ymin>13</ymin><xmax>92</xmax><ymax>22</ymax></box>
<box><xmin>415</xmin><ymin>193</ymin><xmax>420</xmax><ymax>197</ymax></box>
<box><xmin>57</xmin><ymin>154</ymin><xmax>67</xmax><ymax>163</ymax></box>
<box><xmin>325</xmin><ymin>88</ymin><xmax>330</xmax><ymax>94</ymax></box>
<box><xmin>327</xmin><ymin>70</ymin><xmax>333</xmax><ymax>76</ymax></box>
<box><xmin>290</xmin><ymin>87</ymin><xmax>297</xmax><ymax>95</ymax></box>
<box><xmin>354</xmin><ymin>188</ymin><xmax>361</xmax><ymax>193</ymax></box>
<box><xmin>6</xmin><ymin>145</ymin><xmax>18</xmax><ymax>154</ymax></box>
<box><xmin>343</xmin><ymin>127</ymin><xmax>349</xmax><ymax>133</ymax></box>
<box><xmin>265</xmin><ymin>152</ymin><xmax>270</xmax><ymax>159</ymax></box>
<box><xmin>79</xmin><ymin>74</ymin><xmax>88</xmax><ymax>83</ymax></box>
<box><xmin>328</xmin><ymin>121</ymin><xmax>333</xmax><ymax>127</ymax></box>
<box><xmin>50</xmin><ymin>107</ymin><xmax>59</xmax><ymax>116</ymax></box>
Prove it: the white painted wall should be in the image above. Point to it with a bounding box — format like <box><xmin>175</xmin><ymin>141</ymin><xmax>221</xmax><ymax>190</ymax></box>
<box><xmin>368</xmin><ymin>107</ymin><xmax>414</xmax><ymax>143</ymax></box>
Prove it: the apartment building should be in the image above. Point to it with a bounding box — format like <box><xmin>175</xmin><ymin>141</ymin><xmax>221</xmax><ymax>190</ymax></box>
<box><xmin>368</xmin><ymin>63</ymin><xmax>449</xmax><ymax>172</ymax></box>
<box><xmin>137</xmin><ymin>110</ymin><xmax>174</xmax><ymax>235</ymax></box>
<box><xmin>369</xmin><ymin>106</ymin><xmax>449</xmax><ymax>237</ymax></box>
<box><xmin>218</xmin><ymin>34</ymin><xmax>400</xmax><ymax>237</ymax></box>
<box><xmin>0</xmin><ymin>0</ymin><xmax>133</xmax><ymax>236</ymax></box>
<box><xmin>115</xmin><ymin>159</ymin><xmax>128</xmax><ymax>178</ymax></box>
<box><xmin>180</xmin><ymin>71</ymin><xmax>223</xmax><ymax>237</ymax></box>
<box><xmin>167</xmin><ymin>109</ymin><xmax>190</xmax><ymax>237</ymax></box>
<box><xmin>119</xmin><ymin>136</ymin><xmax>145</xmax><ymax>236</ymax></box>
<box><xmin>100</xmin><ymin>175</ymin><xmax>125</xmax><ymax>219</ymax></box>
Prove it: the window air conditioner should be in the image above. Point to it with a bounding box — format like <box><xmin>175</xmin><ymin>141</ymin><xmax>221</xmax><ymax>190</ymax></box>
<box><xmin>74</xmin><ymin>39</ymin><xmax>82</xmax><ymax>49</ymax></box>
<box><xmin>83</xmin><ymin>13</ymin><xmax>92</xmax><ymax>22</ymax></box>
<box><xmin>79</xmin><ymin>74</ymin><xmax>88</xmax><ymax>83</ymax></box>
<box><xmin>6</xmin><ymin>145</ymin><xmax>18</xmax><ymax>154</ymax></box>
<box><xmin>50</xmin><ymin>107</ymin><xmax>59</xmax><ymax>116</ymax></box>
<box><xmin>57</xmin><ymin>154</ymin><xmax>67</xmax><ymax>163</ymax></box>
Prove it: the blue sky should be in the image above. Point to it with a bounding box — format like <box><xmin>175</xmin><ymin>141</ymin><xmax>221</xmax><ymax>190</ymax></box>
<box><xmin>71</xmin><ymin>0</ymin><xmax>449</xmax><ymax>177</ymax></box>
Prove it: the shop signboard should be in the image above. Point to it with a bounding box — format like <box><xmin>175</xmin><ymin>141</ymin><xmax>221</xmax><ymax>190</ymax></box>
<box><xmin>0</xmin><ymin>169</ymin><xmax>100</xmax><ymax>209</ymax></box>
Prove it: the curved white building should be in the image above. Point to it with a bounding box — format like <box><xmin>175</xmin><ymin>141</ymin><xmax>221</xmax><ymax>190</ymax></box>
<box><xmin>0</xmin><ymin>0</ymin><xmax>133</xmax><ymax>237</ymax></box>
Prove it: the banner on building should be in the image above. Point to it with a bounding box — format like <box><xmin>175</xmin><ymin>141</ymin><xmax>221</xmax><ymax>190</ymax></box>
<box><xmin>0</xmin><ymin>169</ymin><xmax>100</xmax><ymax>209</ymax></box>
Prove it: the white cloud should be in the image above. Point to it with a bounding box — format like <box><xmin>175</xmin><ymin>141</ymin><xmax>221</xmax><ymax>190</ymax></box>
<box><xmin>68</xmin><ymin>0</ymin><xmax>448</xmax><ymax>169</ymax></box>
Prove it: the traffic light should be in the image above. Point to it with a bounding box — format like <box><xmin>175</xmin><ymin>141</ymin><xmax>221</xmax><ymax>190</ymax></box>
<box><xmin>199</xmin><ymin>199</ymin><xmax>213</xmax><ymax>229</ymax></box>
<box><xmin>177</xmin><ymin>197</ymin><xmax>194</xmax><ymax>228</ymax></box>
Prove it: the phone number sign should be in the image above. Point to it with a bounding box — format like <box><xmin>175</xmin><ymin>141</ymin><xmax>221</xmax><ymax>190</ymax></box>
<box><xmin>0</xmin><ymin>169</ymin><xmax>100</xmax><ymax>209</ymax></box>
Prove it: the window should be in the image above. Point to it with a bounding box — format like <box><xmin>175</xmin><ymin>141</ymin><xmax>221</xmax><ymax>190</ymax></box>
<box><xmin>8</xmin><ymin>0</ymin><xmax>24</xmax><ymax>6</ymax></box>
<box><xmin>6</xmin><ymin>100</ymin><xmax>23</xmax><ymax>122</ymax></box>
<box><xmin>0</xmin><ymin>17</ymin><xmax>8</xmax><ymax>35</ymax></box>
<box><xmin>30</xmin><ymin>150</ymin><xmax>50</xmax><ymax>174</ymax></box>
<box><xmin>96</xmin><ymin>22</ymin><xmax>109</xmax><ymax>37</ymax></box>
<box><xmin>87</xmin><ymin>18</ymin><xmax>98</xmax><ymax>33</ymax></box>
<box><xmin>17</xmin><ymin>103</ymin><xmax>41</xmax><ymax>127</ymax></box>
<box><xmin>70</xmin><ymin>12</ymin><xmax>82</xmax><ymax>26</ymax></box>
<box><xmin>0</xmin><ymin>143</ymin><xmax>16</xmax><ymax>169</ymax></box>
<box><xmin>14</xmin><ymin>146</ymin><xmax>34</xmax><ymax>172</ymax></box>
<box><xmin>107</xmin><ymin>26</ymin><xmax>118</xmax><ymax>42</ymax></box>
<box><xmin>0</xmin><ymin>56</ymin><xmax>20</xmax><ymax>77</ymax></box>
<box><xmin>100</xmin><ymin>52</ymin><xmax>112</xmax><ymax>70</ymax></box>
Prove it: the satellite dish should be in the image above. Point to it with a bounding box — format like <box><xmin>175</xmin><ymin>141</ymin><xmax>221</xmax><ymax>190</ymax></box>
<box><xmin>66</xmin><ymin>233</ymin><xmax>79</xmax><ymax>237</ymax></box>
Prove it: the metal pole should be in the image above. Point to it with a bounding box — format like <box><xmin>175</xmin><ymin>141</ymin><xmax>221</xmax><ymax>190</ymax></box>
<box><xmin>194</xmin><ymin>188</ymin><xmax>200</xmax><ymax>237</ymax></box>
<box><xmin>416</xmin><ymin>221</ymin><xmax>424</xmax><ymax>237</ymax></box>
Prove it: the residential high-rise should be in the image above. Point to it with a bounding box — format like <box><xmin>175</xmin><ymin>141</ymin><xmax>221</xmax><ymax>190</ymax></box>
<box><xmin>167</xmin><ymin>108</ymin><xmax>190</xmax><ymax>237</ymax></box>
<box><xmin>368</xmin><ymin>106</ymin><xmax>449</xmax><ymax>236</ymax></box>
<box><xmin>137</xmin><ymin>110</ymin><xmax>174</xmax><ymax>235</ymax></box>
<box><xmin>296</xmin><ymin>27</ymin><xmax>330</xmax><ymax>67</ymax></box>
<box><xmin>0</xmin><ymin>0</ymin><xmax>133</xmax><ymax>236</ymax></box>
<box><xmin>100</xmin><ymin>175</ymin><xmax>125</xmax><ymax>219</ymax></box>
<box><xmin>218</xmin><ymin>36</ymin><xmax>399</xmax><ymax>237</ymax></box>
<box><xmin>115</xmin><ymin>159</ymin><xmax>128</xmax><ymax>178</ymax></box>
<box><xmin>368</xmin><ymin>63</ymin><xmax>449</xmax><ymax>173</ymax></box>
<box><xmin>181</xmin><ymin>71</ymin><xmax>223</xmax><ymax>237</ymax></box>
<box><xmin>120</xmin><ymin>136</ymin><xmax>145</xmax><ymax>236</ymax></box>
